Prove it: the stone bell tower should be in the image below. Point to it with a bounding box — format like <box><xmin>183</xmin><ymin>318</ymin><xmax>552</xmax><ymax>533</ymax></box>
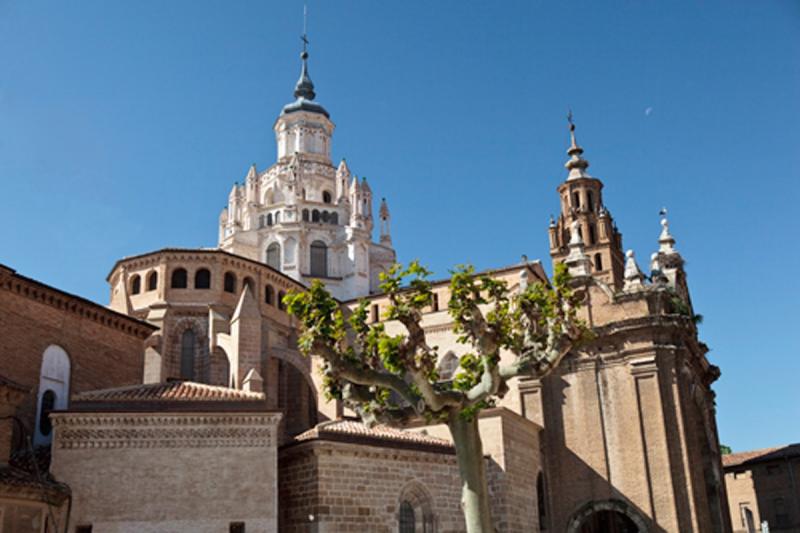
<box><xmin>548</xmin><ymin>117</ymin><xmax>625</xmax><ymax>290</ymax></box>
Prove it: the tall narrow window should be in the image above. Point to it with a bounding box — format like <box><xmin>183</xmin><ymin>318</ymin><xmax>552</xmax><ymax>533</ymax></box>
<box><xmin>371</xmin><ymin>304</ymin><xmax>380</xmax><ymax>323</ymax></box>
<box><xmin>130</xmin><ymin>275</ymin><xmax>141</xmax><ymax>295</ymax></box>
<box><xmin>171</xmin><ymin>268</ymin><xmax>188</xmax><ymax>289</ymax></box>
<box><xmin>265</xmin><ymin>285</ymin><xmax>274</xmax><ymax>305</ymax></box>
<box><xmin>331</xmin><ymin>212</ymin><xmax>339</xmax><ymax>225</ymax></box>
<box><xmin>310</xmin><ymin>241</ymin><xmax>327</xmax><ymax>277</ymax></box>
<box><xmin>275</xmin><ymin>211</ymin><xmax>280</xmax><ymax>223</ymax></box>
<box><xmin>587</xmin><ymin>190</ymin><xmax>594</xmax><ymax>212</ymax></box>
<box><xmin>180</xmin><ymin>329</ymin><xmax>196</xmax><ymax>380</ymax></box>
<box><xmin>302</xmin><ymin>209</ymin><xmax>309</xmax><ymax>222</ymax></box>
<box><xmin>572</xmin><ymin>191</ymin><xmax>580</xmax><ymax>209</ymax></box>
<box><xmin>224</xmin><ymin>272</ymin><xmax>237</xmax><ymax>293</ymax></box>
<box><xmin>312</xmin><ymin>209</ymin><xmax>320</xmax><ymax>223</ymax></box>
<box><xmin>35</xmin><ymin>345</ymin><xmax>70</xmax><ymax>445</ymax></box>
<box><xmin>266</xmin><ymin>243</ymin><xmax>281</xmax><ymax>270</ymax></box>
<box><xmin>594</xmin><ymin>253</ymin><xmax>603</xmax><ymax>272</ymax></box>
<box><xmin>399</xmin><ymin>501</ymin><xmax>415</xmax><ymax>533</ymax></box>
<box><xmin>147</xmin><ymin>271</ymin><xmax>158</xmax><ymax>291</ymax></box>
<box><xmin>266</xmin><ymin>213</ymin><xmax>273</xmax><ymax>226</ymax></box>
<box><xmin>432</xmin><ymin>293</ymin><xmax>439</xmax><ymax>312</ymax></box>
<box><xmin>195</xmin><ymin>268</ymin><xmax>211</xmax><ymax>289</ymax></box>
<box><xmin>588</xmin><ymin>224</ymin><xmax>597</xmax><ymax>245</ymax></box>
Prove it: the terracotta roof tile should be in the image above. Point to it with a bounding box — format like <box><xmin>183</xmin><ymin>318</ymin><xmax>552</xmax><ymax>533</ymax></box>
<box><xmin>723</xmin><ymin>444</ymin><xmax>800</xmax><ymax>468</ymax></box>
<box><xmin>74</xmin><ymin>381</ymin><xmax>265</xmax><ymax>403</ymax></box>
<box><xmin>295</xmin><ymin>419</ymin><xmax>453</xmax><ymax>450</ymax></box>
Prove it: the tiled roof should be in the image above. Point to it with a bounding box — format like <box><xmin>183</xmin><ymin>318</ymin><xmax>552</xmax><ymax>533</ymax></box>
<box><xmin>723</xmin><ymin>444</ymin><xmax>800</xmax><ymax>468</ymax></box>
<box><xmin>74</xmin><ymin>381</ymin><xmax>265</xmax><ymax>403</ymax></box>
<box><xmin>295</xmin><ymin>419</ymin><xmax>453</xmax><ymax>451</ymax></box>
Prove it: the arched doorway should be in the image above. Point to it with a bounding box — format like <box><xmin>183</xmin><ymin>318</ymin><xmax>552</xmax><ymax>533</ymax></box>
<box><xmin>567</xmin><ymin>500</ymin><xmax>647</xmax><ymax>533</ymax></box>
<box><xmin>577</xmin><ymin>510</ymin><xmax>639</xmax><ymax>533</ymax></box>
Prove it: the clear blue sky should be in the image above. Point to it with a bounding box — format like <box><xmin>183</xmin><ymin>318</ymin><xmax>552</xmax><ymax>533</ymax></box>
<box><xmin>1</xmin><ymin>1</ymin><xmax>798</xmax><ymax>452</ymax></box>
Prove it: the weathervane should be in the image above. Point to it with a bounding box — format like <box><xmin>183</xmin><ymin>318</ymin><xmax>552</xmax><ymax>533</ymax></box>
<box><xmin>567</xmin><ymin>108</ymin><xmax>575</xmax><ymax>132</ymax></box>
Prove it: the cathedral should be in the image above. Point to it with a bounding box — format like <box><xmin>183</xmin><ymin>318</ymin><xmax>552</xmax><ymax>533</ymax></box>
<box><xmin>0</xmin><ymin>37</ymin><xmax>731</xmax><ymax>533</ymax></box>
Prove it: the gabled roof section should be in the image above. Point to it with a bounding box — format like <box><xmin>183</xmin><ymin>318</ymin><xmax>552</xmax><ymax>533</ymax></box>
<box><xmin>69</xmin><ymin>381</ymin><xmax>271</xmax><ymax>412</ymax></box>
<box><xmin>292</xmin><ymin>419</ymin><xmax>453</xmax><ymax>454</ymax></box>
<box><xmin>74</xmin><ymin>381</ymin><xmax>265</xmax><ymax>402</ymax></box>
<box><xmin>722</xmin><ymin>444</ymin><xmax>800</xmax><ymax>469</ymax></box>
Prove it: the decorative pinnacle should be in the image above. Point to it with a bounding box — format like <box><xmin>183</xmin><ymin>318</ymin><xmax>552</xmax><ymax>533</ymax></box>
<box><xmin>565</xmin><ymin>110</ymin><xmax>590</xmax><ymax>180</ymax></box>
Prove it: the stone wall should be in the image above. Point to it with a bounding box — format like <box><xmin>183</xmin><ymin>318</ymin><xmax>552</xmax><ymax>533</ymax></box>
<box><xmin>51</xmin><ymin>412</ymin><xmax>282</xmax><ymax>533</ymax></box>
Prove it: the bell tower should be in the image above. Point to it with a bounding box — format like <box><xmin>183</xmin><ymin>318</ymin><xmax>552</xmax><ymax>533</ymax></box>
<box><xmin>549</xmin><ymin>116</ymin><xmax>625</xmax><ymax>290</ymax></box>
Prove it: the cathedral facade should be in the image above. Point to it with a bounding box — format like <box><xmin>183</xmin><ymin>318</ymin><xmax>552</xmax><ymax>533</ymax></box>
<box><xmin>0</xmin><ymin>41</ymin><xmax>731</xmax><ymax>533</ymax></box>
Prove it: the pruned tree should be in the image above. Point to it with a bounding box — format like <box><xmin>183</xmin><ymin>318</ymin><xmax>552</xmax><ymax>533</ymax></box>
<box><xmin>285</xmin><ymin>261</ymin><xmax>589</xmax><ymax>533</ymax></box>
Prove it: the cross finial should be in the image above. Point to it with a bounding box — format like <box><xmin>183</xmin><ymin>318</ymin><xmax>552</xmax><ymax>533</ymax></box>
<box><xmin>567</xmin><ymin>108</ymin><xmax>575</xmax><ymax>132</ymax></box>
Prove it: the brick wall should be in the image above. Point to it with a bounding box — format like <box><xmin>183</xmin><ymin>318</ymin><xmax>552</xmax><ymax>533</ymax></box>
<box><xmin>279</xmin><ymin>440</ymin><xmax>466</xmax><ymax>533</ymax></box>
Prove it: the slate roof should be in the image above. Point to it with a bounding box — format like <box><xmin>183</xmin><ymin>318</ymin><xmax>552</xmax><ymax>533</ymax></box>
<box><xmin>294</xmin><ymin>419</ymin><xmax>453</xmax><ymax>453</ymax></box>
<box><xmin>722</xmin><ymin>444</ymin><xmax>800</xmax><ymax>469</ymax></box>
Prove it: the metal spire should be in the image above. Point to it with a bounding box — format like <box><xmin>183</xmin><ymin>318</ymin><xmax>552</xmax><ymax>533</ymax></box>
<box><xmin>294</xmin><ymin>4</ymin><xmax>316</xmax><ymax>100</ymax></box>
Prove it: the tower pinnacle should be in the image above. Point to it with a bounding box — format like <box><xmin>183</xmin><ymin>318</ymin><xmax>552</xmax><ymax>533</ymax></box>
<box><xmin>565</xmin><ymin>111</ymin><xmax>591</xmax><ymax>180</ymax></box>
<box><xmin>281</xmin><ymin>5</ymin><xmax>328</xmax><ymax>118</ymax></box>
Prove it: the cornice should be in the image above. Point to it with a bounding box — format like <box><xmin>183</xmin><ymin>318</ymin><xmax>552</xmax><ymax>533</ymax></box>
<box><xmin>0</xmin><ymin>268</ymin><xmax>156</xmax><ymax>339</ymax></box>
<box><xmin>108</xmin><ymin>249</ymin><xmax>305</xmax><ymax>293</ymax></box>
<box><xmin>52</xmin><ymin>412</ymin><xmax>281</xmax><ymax>450</ymax></box>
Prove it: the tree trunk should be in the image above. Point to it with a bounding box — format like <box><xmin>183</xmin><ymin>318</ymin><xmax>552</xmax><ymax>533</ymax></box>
<box><xmin>448</xmin><ymin>411</ymin><xmax>494</xmax><ymax>533</ymax></box>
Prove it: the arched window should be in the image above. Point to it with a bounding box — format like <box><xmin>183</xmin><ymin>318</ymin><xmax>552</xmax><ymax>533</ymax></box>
<box><xmin>588</xmin><ymin>224</ymin><xmax>597</xmax><ymax>245</ymax></box>
<box><xmin>312</xmin><ymin>209</ymin><xmax>320</xmax><ymax>223</ymax></box>
<box><xmin>35</xmin><ymin>345</ymin><xmax>70</xmax><ymax>445</ymax></box>
<box><xmin>275</xmin><ymin>211</ymin><xmax>280</xmax><ymax>223</ymax></box>
<box><xmin>587</xmin><ymin>190</ymin><xmax>595</xmax><ymax>212</ymax></box>
<box><xmin>310</xmin><ymin>240</ymin><xmax>327</xmax><ymax>277</ymax></box>
<box><xmin>171</xmin><ymin>268</ymin><xmax>188</xmax><ymax>289</ymax></box>
<box><xmin>130</xmin><ymin>274</ymin><xmax>141</xmax><ymax>295</ymax></box>
<box><xmin>146</xmin><ymin>271</ymin><xmax>158</xmax><ymax>291</ymax></box>
<box><xmin>277</xmin><ymin>291</ymin><xmax>286</xmax><ymax>311</ymax></box>
<box><xmin>322</xmin><ymin>190</ymin><xmax>332</xmax><ymax>204</ymax></box>
<box><xmin>244</xmin><ymin>277</ymin><xmax>255</xmax><ymax>294</ymax></box>
<box><xmin>331</xmin><ymin>212</ymin><xmax>339</xmax><ymax>225</ymax></box>
<box><xmin>266</xmin><ymin>243</ymin><xmax>281</xmax><ymax>270</ymax></box>
<box><xmin>265</xmin><ymin>285</ymin><xmax>274</xmax><ymax>305</ymax></box>
<box><xmin>224</xmin><ymin>272</ymin><xmax>237</xmax><ymax>293</ymax></box>
<box><xmin>180</xmin><ymin>329</ymin><xmax>196</xmax><ymax>380</ymax></box>
<box><xmin>266</xmin><ymin>213</ymin><xmax>273</xmax><ymax>226</ymax></box>
<box><xmin>398</xmin><ymin>501</ymin><xmax>415</xmax><ymax>533</ymax></box>
<box><xmin>302</xmin><ymin>209</ymin><xmax>309</xmax><ymax>222</ymax></box>
<box><xmin>572</xmin><ymin>191</ymin><xmax>581</xmax><ymax>209</ymax></box>
<box><xmin>594</xmin><ymin>253</ymin><xmax>603</xmax><ymax>272</ymax></box>
<box><xmin>321</xmin><ymin>211</ymin><xmax>330</xmax><ymax>223</ymax></box>
<box><xmin>195</xmin><ymin>268</ymin><xmax>211</xmax><ymax>289</ymax></box>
